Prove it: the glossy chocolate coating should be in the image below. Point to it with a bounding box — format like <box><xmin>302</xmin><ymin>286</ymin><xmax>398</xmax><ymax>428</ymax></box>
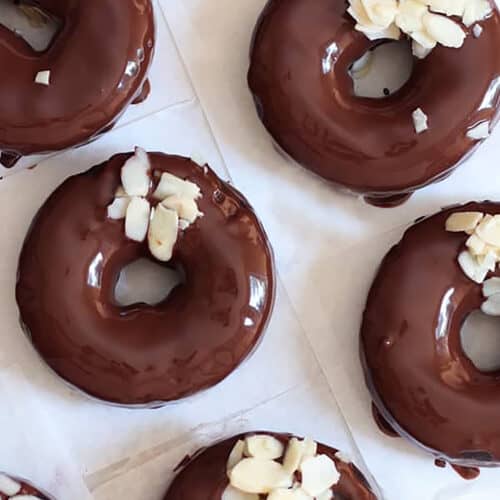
<box><xmin>163</xmin><ymin>432</ymin><xmax>378</xmax><ymax>499</ymax></box>
<box><xmin>0</xmin><ymin>0</ymin><xmax>154</xmax><ymax>162</ymax></box>
<box><xmin>361</xmin><ymin>202</ymin><xmax>500</xmax><ymax>466</ymax></box>
<box><xmin>16</xmin><ymin>153</ymin><xmax>275</xmax><ymax>406</ymax></box>
<box><xmin>0</xmin><ymin>473</ymin><xmax>52</xmax><ymax>499</ymax></box>
<box><xmin>248</xmin><ymin>0</ymin><xmax>500</xmax><ymax>202</ymax></box>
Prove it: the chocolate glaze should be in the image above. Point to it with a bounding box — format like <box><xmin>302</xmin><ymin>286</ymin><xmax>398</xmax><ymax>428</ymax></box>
<box><xmin>0</xmin><ymin>1</ymin><xmax>155</xmax><ymax>165</ymax></box>
<box><xmin>0</xmin><ymin>473</ymin><xmax>52</xmax><ymax>499</ymax></box>
<box><xmin>361</xmin><ymin>202</ymin><xmax>500</xmax><ymax>468</ymax></box>
<box><xmin>163</xmin><ymin>432</ymin><xmax>378</xmax><ymax>499</ymax></box>
<box><xmin>16</xmin><ymin>153</ymin><xmax>275</xmax><ymax>406</ymax></box>
<box><xmin>248</xmin><ymin>0</ymin><xmax>500</xmax><ymax>205</ymax></box>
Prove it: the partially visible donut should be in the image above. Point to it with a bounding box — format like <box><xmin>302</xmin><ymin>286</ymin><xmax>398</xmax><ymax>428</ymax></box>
<box><xmin>0</xmin><ymin>472</ymin><xmax>52</xmax><ymax>499</ymax></box>
<box><xmin>164</xmin><ymin>432</ymin><xmax>378</xmax><ymax>499</ymax></box>
<box><xmin>0</xmin><ymin>0</ymin><xmax>155</xmax><ymax>166</ymax></box>
<box><xmin>16</xmin><ymin>151</ymin><xmax>275</xmax><ymax>406</ymax></box>
<box><xmin>361</xmin><ymin>202</ymin><xmax>500</xmax><ymax>470</ymax></box>
<box><xmin>248</xmin><ymin>0</ymin><xmax>500</xmax><ymax>206</ymax></box>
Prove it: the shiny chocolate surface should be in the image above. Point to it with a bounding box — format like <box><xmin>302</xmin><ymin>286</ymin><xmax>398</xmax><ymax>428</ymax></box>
<box><xmin>361</xmin><ymin>202</ymin><xmax>500</xmax><ymax>466</ymax></box>
<box><xmin>248</xmin><ymin>0</ymin><xmax>500</xmax><ymax>200</ymax></box>
<box><xmin>163</xmin><ymin>432</ymin><xmax>378</xmax><ymax>499</ymax></box>
<box><xmin>16</xmin><ymin>153</ymin><xmax>275</xmax><ymax>405</ymax></box>
<box><xmin>0</xmin><ymin>0</ymin><xmax>154</xmax><ymax>161</ymax></box>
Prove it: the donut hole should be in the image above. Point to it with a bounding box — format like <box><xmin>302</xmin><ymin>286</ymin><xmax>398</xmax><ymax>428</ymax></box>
<box><xmin>0</xmin><ymin>0</ymin><xmax>60</xmax><ymax>52</ymax></box>
<box><xmin>114</xmin><ymin>258</ymin><xmax>184</xmax><ymax>307</ymax></box>
<box><xmin>461</xmin><ymin>311</ymin><xmax>500</xmax><ymax>373</ymax></box>
<box><xmin>349</xmin><ymin>40</ymin><xmax>414</xmax><ymax>99</ymax></box>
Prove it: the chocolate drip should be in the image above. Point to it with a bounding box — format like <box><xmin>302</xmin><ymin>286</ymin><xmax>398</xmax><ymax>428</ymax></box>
<box><xmin>0</xmin><ymin>1</ymin><xmax>155</xmax><ymax>159</ymax></box>
<box><xmin>163</xmin><ymin>433</ymin><xmax>378</xmax><ymax>499</ymax></box>
<box><xmin>16</xmin><ymin>153</ymin><xmax>275</xmax><ymax>406</ymax></box>
<box><xmin>248</xmin><ymin>0</ymin><xmax>500</xmax><ymax>203</ymax></box>
<box><xmin>362</xmin><ymin>202</ymin><xmax>500</xmax><ymax>467</ymax></box>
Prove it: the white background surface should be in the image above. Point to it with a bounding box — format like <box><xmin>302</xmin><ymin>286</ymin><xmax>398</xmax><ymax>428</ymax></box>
<box><xmin>1</xmin><ymin>0</ymin><xmax>499</xmax><ymax>499</ymax></box>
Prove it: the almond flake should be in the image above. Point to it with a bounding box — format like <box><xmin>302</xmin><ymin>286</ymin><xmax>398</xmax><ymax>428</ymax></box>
<box><xmin>283</xmin><ymin>438</ymin><xmax>307</xmax><ymax>475</ymax></box>
<box><xmin>463</xmin><ymin>0</ymin><xmax>492</xmax><ymax>27</ymax></box>
<box><xmin>300</xmin><ymin>455</ymin><xmax>340</xmax><ymax>497</ymax></box>
<box><xmin>355</xmin><ymin>22</ymin><xmax>401</xmax><ymax>40</ymax></box>
<box><xmin>0</xmin><ymin>474</ymin><xmax>21</xmax><ymax>496</ymax></box>
<box><xmin>11</xmin><ymin>496</ymin><xmax>43</xmax><ymax>500</ymax></box>
<box><xmin>412</xmin><ymin>108</ymin><xmax>429</xmax><ymax>134</ymax></box>
<box><xmin>426</xmin><ymin>0</ymin><xmax>466</xmax><ymax>17</ymax></box>
<box><xmin>481</xmin><ymin>294</ymin><xmax>500</xmax><ymax>316</ymax></box>
<box><xmin>34</xmin><ymin>70</ymin><xmax>50</xmax><ymax>86</ymax></box>
<box><xmin>227</xmin><ymin>440</ymin><xmax>246</xmax><ymax>472</ymax></box>
<box><xmin>125</xmin><ymin>197</ymin><xmax>150</xmax><ymax>242</ymax></box>
<box><xmin>107</xmin><ymin>196</ymin><xmax>130</xmax><ymax>220</ymax></box>
<box><xmin>412</xmin><ymin>40</ymin><xmax>433</xmax><ymax>59</ymax></box>
<box><xmin>475</xmin><ymin>214</ymin><xmax>500</xmax><ymax>247</ymax></box>
<box><xmin>161</xmin><ymin>195</ymin><xmax>202</xmax><ymax>224</ymax></box>
<box><xmin>410</xmin><ymin>30</ymin><xmax>437</xmax><ymax>49</ymax></box>
<box><xmin>121</xmin><ymin>148</ymin><xmax>151</xmax><ymax>197</ymax></box>
<box><xmin>466</xmin><ymin>233</ymin><xmax>487</xmax><ymax>256</ymax></box>
<box><xmin>148</xmin><ymin>205</ymin><xmax>178</xmax><ymax>262</ymax></box>
<box><xmin>221</xmin><ymin>485</ymin><xmax>259</xmax><ymax>500</ymax></box>
<box><xmin>467</xmin><ymin>121</ymin><xmax>490</xmax><ymax>140</ymax></box>
<box><xmin>361</xmin><ymin>0</ymin><xmax>399</xmax><ymax>29</ymax></box>
<box><xmin>267</xmin><ymin>488</ymin><xmax>313</xmax><ymax>500</ymax></box>
<box><xmin>473</xmin><ymin>24</ymin><xmax>483</xmax><ymax>38</ymax></box>
<box><xmin>395</xmin><ymin>0</ymin><xmax>427</xmax><ymax>33</ymax></box>
<box><xmin>245</xmin><ymin>435</ymin><xmax>285</xmax><ymax>461</ymax></box>
<box><xmin>422</xmin><ymin>12</ymin><xmax>466</xmax><ymax>48</ymax></box>
<box><xmin>483</xmin><ymin>278</ymin><xmax>500</xmax><ymax>297</ymax></box>
<box><xmin>458</xmin><ymin>250</ymin><xmax>490</xmax><ymax>284</ymax></box>
<box><xmin>229</xmin><ymin>458</ymin><xmax>292</xmax><ymax>494</ymax></box>
<box><xmin>153</xmin><ymin>172</ymin><xmax>201</xmax><ymax>200</ymax></box>
<box><xmin>445</xmin><ymin>212</ymin><xmax>483</xmax><ymax>232</ymax></box>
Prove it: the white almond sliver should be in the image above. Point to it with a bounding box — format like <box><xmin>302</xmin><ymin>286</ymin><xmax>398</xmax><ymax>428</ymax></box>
<box><xmin>316</xmin><ymin>490</ymin><xmax>334</xmax><ymax>500</ymax></box>
<box><xmin>0</xmin><ymin>474</ymin><xmax>21</xmax><ymax>495</ymax></box>
<box><xmin>221</xmin><ymin>485</ymin><xmax>259</xmax><ymax>500</ymax></box>
<box><xmin>153</xmin><ymin>172</ymin><xmax>201</xmax><ymax>200</ymax></box>
<box><xmin>355</xmin><ymin>22</ymin><xmax>401</xmax><ymax>40</ymax></box>
<box><xmin>125</xmin><ymin>197</ymin><xmax>150</xmax><ymax>242</ymax></box>
<box><xmin>35</xmin><ymin>70</ymin><xmax>50</xmax><ymax>86</ymax></box>
<box><xmin>161</xmin><ymin>195</ymin><xmax>202</xmax><ymax>224</ymax></box>
<box><xmin>267</xmin><ymin>488</ymin><xmax>313</xmax><ymax>500</ymax></box>
<box><xmin>475</xmin><ymin>215</ymin><xmax>500</xmax><ymax>247</ymax></box>
<box><xmin>348</xmin><ymin>0</ymin><xmax>373</xmax><ymax>26</ymax></box>
<box><xmin>107</xmin><ymin>197</ymin><xmax>130</xmax><ymax>220</ymax></box>
<box><xmin>483</xmin><ymin>278</ymin><xmax>500</xmax><ymax>297</ymax></box>
<box><xmin>463</xmin><ymin>0</ymin><xmax>492</xmax><ymax>27</ymax></box>
<box><xmin>411</xmin><ymin>30</ymin><xmax>437</xmax><ymax>49</ymax></box>
<box><xmin>11</xmin><ymin>496</ymin><xmax>43</xmax><ymax>500</ymax></box>
<box><xmin>473</xmin><ymin>24</ymin><xmax>483</xmax><ymax>38</ymax></box>
<box><xmin>422</xmin><ymin>12</ymin><xmax>466</xmax><ymax>48</ymax></box>
<box><xmin>458</xmin><ymin>251</ymin><xmax>489</xmax><ymax>284</ymax></box>
<box><xmin>467</xmin><ymin>122</ymin><xmax>490</xmax><ymax>140</ymax></box>
<box><xmin>445</xmin><ymin>212</ymin><xmax>483</xmax><ymax>232</ymax></box>
<box><xmin>412</xmin><ymin>108</ymin><xmax>429</xmax><ymax>134</ymax></box>
<box><xmin>283</xmin><ymin>438</ymin><xmax>306</xmax><ymax>474</ymax></box>
<box><xmin>466</xmin><ymin>233</ymin><xmax>487</xmax><ymax>256</ymax></box>
<box><xmin>302</xmin><ymin>438</ymin><xmax>318</xmax><ymax>461</ymax></box>
<box><xmin>115</xmin><ymin>186</ymin><xmax>128</xmax><ymax>198</ymax></box>
<box><xmin>477</xmin><ymin>250</ymin><xmax>497</xmax><ymax>272</ymax></box>
<box><xmin>412</xmin><ymin>40</ymin><xmax>433</xmax><ymax>59</ymax></box>
<box><xmin>245</xmin><ymin>435</ymin><xmax>285</xmax><ymax>460</ymax></box>
<box><xmin>148</xmin><ymin>205</ymin><xmax>178</xmax><ymax>262</ymax></box>
<box><xmin>395</xmin><ymin>0</ymin><xmax>427</xmax><ymax>34</ymax></box>
<box><xmin>300</xmin><ymin>455</ymin><xmax>340</xmax><ymax>497</ymax></box>
<box><xmin>229</xmin><ymin>458</ymin><xmax>292</xmax><ymax>494</ymax></box>
<box><xmin>481</xmin><ymin>294</ymin><xmax>500</xmax><ymax>316</ymax></box>
<box><xmin>227</xmin><ymin>440</ymin><xmax>246</xmax><ymax>472</ymax></box>
<box><xmin>361</xmin><ymin>0</ymin><xmax>398</xmax><ymax>29</ymax></box>
<box><xmin>121</xmin><ymin>148</ymin><xmax>151</xmax><ymax>197</ymax></box>
<box><xmin>426</xmin><ymin>0</ymin><xmax>466</xmax><ymax>17</ymax></box>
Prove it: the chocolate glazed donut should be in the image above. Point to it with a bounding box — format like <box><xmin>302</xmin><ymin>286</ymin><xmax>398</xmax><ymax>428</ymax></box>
<box><xmin>0</xmin><ymin>0</ymin><xmax>154</xmax><ymax>167</ymax></box>
<box><xmin>163</xmin><ymin>433</ymin><xmax>377</xmax><ymax>499</ymax></box>
<box><xmin>248</xmin><ymin>0</ymin><xmax>500</xmax><ymax>206</ymax></box>
<box><xmin>361</xmin><ymin>202</ymin><xmax>500</xmax><ymax>473</ymax></box>
<box><xmin>16</xmin><ymin>153</ymin><xmax>275</xmax><ymax>406</ymax></box>
<box><xmin>0</xmin><ymin>473</ymin><xmax>52</xmax><ymax>499</ymax></box>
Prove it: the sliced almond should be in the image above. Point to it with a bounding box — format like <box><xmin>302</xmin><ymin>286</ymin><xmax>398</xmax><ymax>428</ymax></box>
<box><xmin>300</xmin><ymin>455</ymin><xmax>340</xmax><ymax>497</ymax></box>
<box><xmin>477</xmin><ymin>250</ymin><xmax>497</xmax><ymax>272</ymax></box>
<box><xmin>35</xmin><ymin>70</ymin><xmax>50</xmax><ymax>86</ymax></box>
<box><xmin>395</xmin><ymin>0</ymin><xmax>427</xmax><ymax>33</ymax></box>
<box><xmin>11</xmin><ymin>496</ymin><xmax>43</xmax><ymax>500</ymax></box>
<box><xmin>229</xmin><ymin>458</ymin><xmax>292</xmax><ymax>494</ymax></box>
<box><xmin>115</xmin><ymin>186</ymin><xmax>128</xmax><ymax>198</ymax></box>
<box><xmin>412</xmin><ymin>40</ymin><xmax>433</xmax><ymax>59</ymax></box>
<box><xmin>355</xmin><ymin>22</ymin><xmax>401</xmax><ymax>40</ymax></box>
<box><xmin>422</xmin><ymin>12</ymin><xmax>466</xmax><ymax>48</ymax></box>
<box><xmin>458</xmin><ymin>251</ymin><xmax>489</xmax><ymax>284</ymax></box>
<box><xmin>467</xmin><ymin>121</ymin><xmax>490</xmax><ymax>140</ymax></box>
<box><xmin>125</xmin><ymin>197</ymin><xmax>150</xmax><ymax>242</ymax></box>
<box><xmin>316</xmin><ymin>490</ymin><xmax>334</xmax><ymax>500</ymax></box>
<box><xmin>410</xmin><ymin>30</ymin><xmax>437</xmax><ymax>49</ymax></box>
<box><xmin>283</xmin><ymin>438</ymin><xmax>306</xmax><ymax>474</ymax></box>
<box><xmin>348</xmin><ymin>0</ymin><xmax>373</xmax><ymax>25</ymax></box>
<box><xmin>475</xmin><ymin>214</ymin><xmax>500</xmax><ymax>247</ymax></box>
<box><xmin>445</xmin><ymin>212</ymin><xmax>483</xmax><ymax>233</ymax></box>
<box><xmin>0</xmin><ymin>474</ymin><xmax>21</xmax><ymax>496</ymax></box>
<box><xmin>267</xmin><ymin>488</ymin><xmax>313</xmax><ymax>500</ymax></box>
<box><xmin>153</xmin><ymin>172</ymin><xmax>201</xmax><ymax>200</ymax></box>
<box><xmin>466</xmin><ymin>233</ymin><xmax>487</xmax><ymax>256</ymax></box>
<box><xmin>481</xmin><ymin>294</ymin><xmax>500</xmax><ymax>316</ymax></box>
<box><xmin>473</xmin><ymin>23</ymin><xmax>483</xmax><ymax>38</ymax></box>
<box><xmin>244</xmin><ymin>435</ymin><xmax>284</xmax><ymax>461</ymax></box>
<box><xmin>161</xmin><ymin>195</ymin><xmax>202</xmax><ymax>224</ymax></box>
<box><xmin>302</xmin><ymin>438</ymin><xmax>318</xmax><ymax>461</ymax></box>
<box><xmin>412</xmin><ymin>108</ymin><xmax>429</xmax><ymax>134</ymax></box>
<box><xmin>463</xmin><ymin>0</ymin><xmax>492</xmax><ymax>27</ymax></box>
<box><xmin>121</xmin><ymin>148</ymin><xmax>151</xmax><ymax>197</ymax></box>
<box><xmin>483</xmin><ymin>277</ymin><xmax>500</xmax><ymax>297</ymax></box>
<box><xmin>107</xmin><ymin>196</ymin><xmax>131</xmax><ymax>220</ymax></box>
<box><xmin>361</xmin><ymin>0</ymin><xmax>399</xmax><ymax>29</ymax></box>
<box><xmin>148</xmin><ymin>205</ymin><xmax>178</xmax><ymax>262</ymax></box>
<box><xmin>426</xmin><ymin>0</ymin><xmax>466</xmax><ymax>17</ymax></box>
<box><xmin>221</xmin><ymin>485</ymin><xmax>259</xmax><ymax>500</ymax></box>
<box><xmin>227</xmin><ymin>440</ymin><xmax>246</xmax><ymax>472</ymax></box>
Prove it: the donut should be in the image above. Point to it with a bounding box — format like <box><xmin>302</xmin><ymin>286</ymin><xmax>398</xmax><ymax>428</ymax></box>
<box><xmin>248</xmin><ymin>0</ymin><xmax>500</xmax><ymax>206</ymax></box>
<box><xmin>361</xmin><ymin>201</ymin><xmax>500</xmax><ymax>471</ymax></box>
<box><xmin>0</xmin><ymin>472</ymin><xmax>52</xmax><ymax>499</ymax></box>
<box><xmin>163</xmin><ymin>432</ymin><xmax>377</xmax><ymax>499</ymax></box>
<box><xmin>0</xmin><ymin>0</ymin><xmax>155</xmax><ymax>167</ymax></box>
<box><xmin>16</xmin><ymin>150</ymin><xmax>275</xmax><ymax>406</ymax></box>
